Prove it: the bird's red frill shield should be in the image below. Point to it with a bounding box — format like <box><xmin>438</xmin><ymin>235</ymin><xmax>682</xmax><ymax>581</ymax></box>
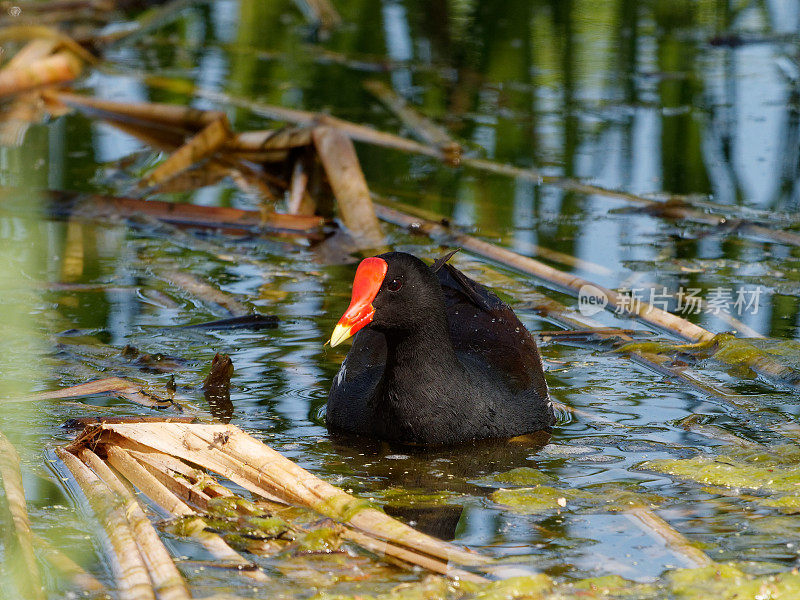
<box><xmin>329</xmin><ymin>257</ymin><xmax>387</xmax><ymax>346</ymax></box>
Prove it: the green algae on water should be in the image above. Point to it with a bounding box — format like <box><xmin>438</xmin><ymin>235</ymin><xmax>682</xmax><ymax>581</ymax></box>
<box><xmin>486</xmin><ymin>467</ymin><xmax>554</xmax><ymax>487</ymax></box>
<box><xmin>666</xmin><ymin>563</ymin><xmax>800</xmax><ymax>600</ymax></box>
<box><xmin>294</xmin><ymin>526</ymin><xmax>342</xmax><ymax>554</ymax></box>
<box><xmin>492</xmin><ymin>482</ymin><xmax>663</xmax><ymax>514</ymax></box>
<box><xmin>491</xmin><ymin>485</ymin><xmax>589</xmax><ymax>512</ymax></box>
<box><xmin>472</xmin><ymin>575</ymin><xmax>553</xmax><ymax>599</ymax></box>
<box><xmin>379</xmin><ymin>486</ymin><xmax>464</xmax><ymax>506</ymax></box>
<box><xmin>641</xmin><ymin>455</ymin><xmax>800</xmax><ymax>493</ymax></box>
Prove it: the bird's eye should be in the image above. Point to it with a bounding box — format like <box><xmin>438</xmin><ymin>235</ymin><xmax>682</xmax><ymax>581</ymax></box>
<box><xmin>387</xmin><ymin>278</ymin><xmax>403</xmax><ymax>292</ymax></box>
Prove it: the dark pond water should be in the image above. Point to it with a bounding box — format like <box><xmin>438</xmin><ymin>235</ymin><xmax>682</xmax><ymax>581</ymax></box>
<box><xmin>3</xmin><ymin>0</ymin><xmax>800</xmax><ymax>597</ymax></box>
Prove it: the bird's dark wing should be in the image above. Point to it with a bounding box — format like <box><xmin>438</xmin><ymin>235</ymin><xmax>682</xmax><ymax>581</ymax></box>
<box><xmin>436</xmin><ymin>263</ymin><xmax>549</xmax><ymax>397</ymax></box>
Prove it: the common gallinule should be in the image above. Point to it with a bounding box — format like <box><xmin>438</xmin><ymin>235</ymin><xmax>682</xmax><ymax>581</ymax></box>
<box><xmin>326</xmin><ymin>251</ymin><xmax>553</xmax><ymax>445</ymax></box>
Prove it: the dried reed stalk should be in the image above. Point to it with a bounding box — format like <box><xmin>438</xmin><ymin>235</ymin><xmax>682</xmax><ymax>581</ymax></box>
<box><xmin>228</xmin><ymin>127</ymin><xmax>313</xmax><ymax>152</ymax></box>
<box><xmin>313</xmin><ymin>126</ymin><xmax>385</xmax><ymax>247</ymax></box>
<box><xmin>44</xmin><ymin>191</ymin><xmax>326</xmax><ymax>235</ymax></box>
<box><xmin>32</xmin><ymin>533</ymin><xmax>106</xmax><ymax>593</ymax></box>
<box><xmin>77</xmin><ymin>448</ymin><xmax>191</xmax><ymax>600</ymax></box>
<box><xmin>55</xmin><ymin>448</ymin><xmax>156</xmax><ymax>600</ymax></box>
<box><xmin>73</xmin><ymin>423</ymin><xmax>492</xmax><ymax>572</ymax></box>
<box><xmin>625</xmin><ymin>505</ymin><xmax>713</xmax><ymax>567</ymax></box>
<box><xmin>15</xmin><ymin>377</ymin><xmax>175</xmax><ymax>409</ymax></box>
<box><xmin>0</xmin><ymin>25</ymin><xmax>97</xmax><ymax>63</ymax></box>
<box><xmin>105</xmin><ymin>445</ymin><xmax>269</xmax><ymax>582</ymax></box>
<box><xmin>288</xmin><ymin>158</ymin><xmax>316</xmax><ymax>216</ymax></box>
<box><xmin>5</xmin><ymin>38</ymin><xmax>59</xmax><ymax>68</ymax></box>
<box><xmin>363</xmin><ymin>80</ymin><xmax>461</xmax><ymax>164</ymax></box>
<box><xmin>342</xmin><ymin>528</ymin><xmax>486</xmax><ymax>583</ymax></box>
<box><xmin>52</xmin><ymin>91</ymin><xmax>226</xmax><ymax>130</ymax></box>
<box><xmin>185</xmin><ymin>86</ymin><xmax>445</xmax><ymax>159</ymax></box>
<box><xmin>0</xmin><ymin>51</ymin><xmax>82</xmax><ymax>98</ymax></box>
<box><xmin>177</xmin><ymin>84</ymin><xmax>800</xmax><ymax>249</ymax></box>
<box><xmin>0</xmin><ymin>431</ymin><xmax>45</xmax><ymax>600</ymax></box>
<box><xmin>156</xmin><ymin>270</ymin><xmax>250</xmax><ymax>317</ymax></box>
<box><xmin>142</xmin><ymin>117</ymin><xmax>231</xmax><ymax>187</ymax></box>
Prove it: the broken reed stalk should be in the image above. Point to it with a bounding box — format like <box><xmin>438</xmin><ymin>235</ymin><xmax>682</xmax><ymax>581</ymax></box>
<box><xmin>0</xmin><ymin>39</ymin><xmax>61</xmax><ymax>145</ymax></box>
<box><xmin>229</xmin><ymin>126</ymin><xmax>313</xmax><ymax>153</ymax></box>
<box><xmin>181</xmin><ymin>84</ymin><xmax>446</xmax><ymax>159</ymax></box>
<box><xmin>157</xmin><ymin>270</ymin><xmax>250</xmax><ymax>317</ymax></box>
<box><xmin>30</xmin><ymin>189</ymin><xmax>326</xmax><ymax>236</ymax></box>
<box><xmin>51</xmin><ymin>91</ymin><xmax>311</xmax><ymax>165</ymax></box>
<box><xmin>0</xmin><ymin>431</ymin><xmax>46</xmax><ymax>600</ymax></box>
<box><xmin>591</xmin><ymin>192</ymin><xmax>800</xmax><ymax>248</ymax></box>
<box><xmin>626</xmin><ymin>505</ymin><xmax>713</xmax><ymax>567</ymax></box>
<box><xmin>71</xmin><ymin>422</ymin><xmax>714</xmax><ymax>580</ymax></box>
<box><xmin>78</xmin><ymin>448</ymin><xmax>192</xmax><ymax>600</ymax></box>
<box><xmin>373</xmin><ymin>195</ymin><xmax>615</xmax><ymax>277</ymax></box>
<box><xmin>171</xmin><ymin>83</ymin><xmax>800</xmax><ymax>249</ymax></box>
<box><xmin>312</xmin><ymin>126</ymin><xmax>385</xmax><ymax>247</ymax></box>
<box><xmin>363</xmin><ymin>80</ymin><xmax>461</xmax><ymax>164</ymax></box>
<box><xmin>74</xmin><ymin>423</ymin><xmax>493</xmax><ymax>573</ymax></box>
<box><xmin>100</xmin><ymin>433</ymin><xmax>471</xmax><ymax>581</ymax></box>
<box><xmin>141</xmin><ymin>117</ymin><xmax>231</xmax><ymax>188</ymax></box>
<box><xmin>0</xmin><ymin>24</ymin><xmax>97</xmax><ymax>64</ymax></box>
<box><xmin>374</xmin><ymin>203</ymin><xmax>800</xmax><ymax>389</ymax></box>
<box><xmin>0</xmin><ymin>50</ymin><xmax>82</xmax><ymax>99</ymax></box>
<box><xmin>55</xmin><ymin>448</ymin><xmax>156</xmax><ymax>600</ymax></box>
<box><xmin>288</xmin><ymin>157</ymin><xmax>316</xmax><ymax>216</ymax></box>
<box><xmin>14</xmin><ymin>376</ymin><xmax>176</xmax><ymax>409</ymax></box>
<box><xmin>109</xmin><ymin>434</ymin><xmax>285</xmax><ymax>505</ymax></box>
<box><xmin>341</xmin><ymin>528</ymin><xmax>486</xmax><ymax>583</ymax></box>
<box><xmin>104</xmin><ymin>445</ymin><xmax>269</xmax><ymax>582</ymax></box>
<box><xmin>32</xmin><ymin>533</ymin><xmax>106</xmax><ymax>593</ymax></box>
<box><xmin>5</xmin><ymin>38</ymin><xmax>60</xmax><ymax>69</ymax></box>
<box><xmin>51</xmin><ymin>91</ymin><xmax>225</xmax><ymax>130</ymax></box>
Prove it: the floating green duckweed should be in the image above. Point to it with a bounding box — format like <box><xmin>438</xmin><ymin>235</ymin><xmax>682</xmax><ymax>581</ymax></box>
<box><xmin>379</xmin><ymin>487</ymin><xmax>463</xmax><ymax>506</ymax></box>
<box><xmin>569</xmin><ymin>574</ymin><xmax>658</xmax><ymax>598</ymax></box>
<box><xmin>297</xmin><ymin>566</ymin><xmax>800</xmax><ymax>600</ymax></box>
<box><xmin>491</xmin><ymin>467</ymin><xmax>554</xmax><ymax>486</ymax></box>
<box><xmin>243</xmin><ymin>515</ymin><xmax>291</xmax><ymax>538</ymax></box>
<box><xmin>616</xmin><ymin>334</ymin><xmax>800</xmax><ymax>382</ymax></box>
<box><xmin>206</xmin><ymin>496</ymin><xmax>257</xmax><ymax>518</ymax></box>
<box><xmin>572</xmin><ymin>574</ymin><xmax>630</xmax><ymax>590</ymax></box>
<box><xmin>759</xmin><ymin>495</ymin><xmax>800</xmax><ymax>512</ymax></box>
<box><xmin>642</xmin><ymin>455</ymin><xmax>800</xmax><ymax>493</ymax></box>
<box><xmin>471</xmin><ymin>575</ymin><xmax>553</xmax><ymax>599</ymax></box>
<box><xmin>491</xmin><ymin>486</ymin><xmax>590</xmax><ymax>512</ymax></box>
<box><xmin>315</xmin><ymin>493</ymin><xmax>380</xmax><ymax>521</ymax></box>
<box><xmin>665</xmin><ymin>564</ymin><xmax>800</xmax><ymax>599</ymax></box>
<box><xmin>492</xmin><ymin>482</ymin><xmax>663</xmax><ymax>513</ymax></box>
<box><xmin>295</xmin><ymin>526</ymin><xmax>342</xmax><ymax>553</ymax></box>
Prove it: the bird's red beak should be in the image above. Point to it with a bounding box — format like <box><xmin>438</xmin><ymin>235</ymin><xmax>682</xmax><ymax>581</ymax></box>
<box><xmin>329</xmin><ymin>257</ymin><xmax>388</xmax><ymax>347</ymax></box>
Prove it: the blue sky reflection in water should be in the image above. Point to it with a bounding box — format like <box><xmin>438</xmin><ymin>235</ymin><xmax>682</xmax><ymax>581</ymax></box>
<box><xmin>3</xmin><ymin>0</ymin><xmax>800</xmax><ymax>593</ymax></box>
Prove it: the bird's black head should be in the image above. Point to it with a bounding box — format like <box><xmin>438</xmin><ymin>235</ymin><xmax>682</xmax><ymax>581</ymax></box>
<box><xmin>329</xmin><ymin>252</ymin><xmax>446</xmax><ymax>346</ymax></box>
